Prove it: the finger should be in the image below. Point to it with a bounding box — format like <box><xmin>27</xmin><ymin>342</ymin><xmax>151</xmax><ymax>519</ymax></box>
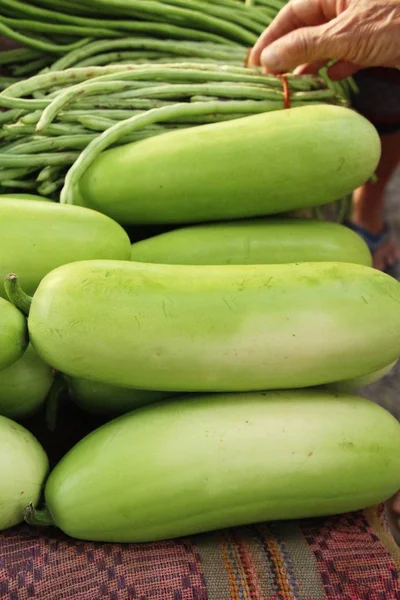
<box><xmin>249</xmin><ymin>0</ymin><xmax>332</xmax><ymax>66</ymax></box>
<box><xmin>327</xmin><ymin>60</ymin><xmax>361</xmax><ymax>80</ymax></box>
<box><xmin>259</xmin><ymin>20</ymin><xmax>344</xmax><ymax>74</ymax></box>
<box><xmin>293</xmin><ymin>60</ymin><xmax>329</xmax><ymax>75</ymax></box>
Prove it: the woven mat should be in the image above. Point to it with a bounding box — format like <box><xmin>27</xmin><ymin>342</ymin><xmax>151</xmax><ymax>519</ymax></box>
<box><xmin>0</xmin><ymin>505</ymin><xmax>398</xmax><ymax>600</ymax></box>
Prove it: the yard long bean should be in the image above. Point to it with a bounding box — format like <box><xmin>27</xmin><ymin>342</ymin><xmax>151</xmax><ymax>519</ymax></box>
<box><xmin>0</xmin><ymin>16</ymin><xmax>120</xmax><ymax>39</ymax></box>
<box><xmin>37</xmin><ymin>165</ymin><xmax>63</xmax><ymax>183</ymax></box>
<box><xmin>0</xmin><ymin>166</ymin><xmax>36</xmax><ymax>182</ymax></box>
<box><xmin>0</xmin><ymin>21</ymin><xmax>92</xmax><ymax>54</ymax></box>
<box><xmin>1</xmin><ymin>179</ymin><xmax>37</xmax><ymax>189</ymax></box>
<box><xmin>37</xmin><ymin>177</ymin><xmax>64</xmax><ymax>196</ymax></box>
<box><xmin>0</xmin><ymin>152</ymin><xmax>80</xmax><ymax>167</ymax></box>
<box><xmin>49</xmin><ymin>38</ymin><xmax>245</xmax><ymax>71</ymax></box>
<box><xmin>150</xmin><ymin>0</ymin><xmax>268</xmax><ymax>33</ymax></box>
<box><xmin>2</xmin><ymin>122</ymin><xmax>88</xmax><ymax>137</ymax></box>
<box><xmin>0</xmin><ymin>47</ymin><xmax>42</xmax><ymax>65</ymax></box>
<box><xmin>0</xmin><ymin>65</ymin><xmax>134</xmax><ymax>98</ymax></box>
<box><xmin>11</xmin><ymin>56</ymin><xmax>52</xmax><ymax>76</ymax></box>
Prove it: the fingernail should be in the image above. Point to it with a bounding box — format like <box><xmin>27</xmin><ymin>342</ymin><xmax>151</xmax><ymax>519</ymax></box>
<box><xmin>261</xmin><ymin>46</ymin><xmax>282</xmax><ymax>72</ymax></box>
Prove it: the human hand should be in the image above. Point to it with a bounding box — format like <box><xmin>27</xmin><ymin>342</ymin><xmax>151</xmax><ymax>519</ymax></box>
<box><xmin>249</xmin><ymin>0</ymin><xmax>400</xmax><ymax>80</ymax></box>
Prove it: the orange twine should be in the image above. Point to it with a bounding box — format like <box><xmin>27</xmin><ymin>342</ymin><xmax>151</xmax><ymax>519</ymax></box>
<box><xmin>277</xmin><ymin>74</ymin><xmax>291</xmax><ymax>109</ymax></box>
<box><xmin>244</xmin><ymin>47</ymin><xmax>252</xmax><ymax>68</ymax></box>
<box><xmin>243</xmin><ymin>51</ymin><xmax>291</xmax><ymax>110</ymax></box>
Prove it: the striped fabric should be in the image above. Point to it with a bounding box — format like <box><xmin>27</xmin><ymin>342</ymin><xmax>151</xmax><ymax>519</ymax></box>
<box><xmin>0</xmin><ymin>505</ymin><xmax>399</xmax><ymax>599</ymax></box>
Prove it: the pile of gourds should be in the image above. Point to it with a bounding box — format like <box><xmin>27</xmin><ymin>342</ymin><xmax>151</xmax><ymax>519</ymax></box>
<box><xmin>0</xmin><ymin>101</ymin><xmax>400</xmax><ymax>544</ymax></box>
<box><xmin>0</xmin><ymin>0</ymin><xmax>399</xmax><ymax>548</ymax></box>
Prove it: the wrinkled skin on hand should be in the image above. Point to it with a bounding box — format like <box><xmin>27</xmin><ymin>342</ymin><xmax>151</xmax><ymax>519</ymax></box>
<box><xmin>249</xmin><ymin>0</ymin><xmax>400</xmax><ymax>80</ymax></box>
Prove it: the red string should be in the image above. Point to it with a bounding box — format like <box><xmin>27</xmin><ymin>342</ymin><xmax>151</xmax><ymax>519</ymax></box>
<box><xmin>244</xmin><ymin>47</ymin><xmax>251</xmax><ymax>68</ymax></box>
<box><xmin>277</xmin><ymin>74</ymin><xmax>291</xmax><ymax>109</ymax></box>
<box><xmin>243</xmin><ymin>53</ymin><xmax>291</xmax><ymax>110</ymax></box>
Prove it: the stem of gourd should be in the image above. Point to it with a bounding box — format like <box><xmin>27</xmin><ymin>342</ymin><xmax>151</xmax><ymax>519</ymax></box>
<box><xmin>24</xmin><ymin>503</ymin><xmax>55</xmax><ymax>527</ymax></box>
<box><xmin>4</xmin><ymin>273</ymin><xmax>32</xmax><ymax>316</ymax></box>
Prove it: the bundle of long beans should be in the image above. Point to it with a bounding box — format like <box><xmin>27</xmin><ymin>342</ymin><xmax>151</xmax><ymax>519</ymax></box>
<box><xmin>0</xmin><ymin>0</ymin><xmax>355</xmax><ymax>103</ymax></box>
<box><xmin>0</xmin><ymin>61</ymin><xmax>350</xmax><ymax>199</ymax></box>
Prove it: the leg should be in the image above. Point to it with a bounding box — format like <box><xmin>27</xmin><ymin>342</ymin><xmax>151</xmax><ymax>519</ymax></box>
<box><xmin>351</xmin><ymin>130</ymin><xmax>400</xmax><ymax>270</ymax></box>
<box><xmin>387</xmin><ymin>492</ymin><xmax>400</xmax><ymax>545</ymax></box>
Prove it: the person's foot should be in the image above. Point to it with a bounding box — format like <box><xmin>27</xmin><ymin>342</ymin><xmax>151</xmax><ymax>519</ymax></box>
<box><xmin>372</xmin><ymin>237</ymin><xmax>400</xmax><ymax>270</ymax></box>
<box><xmin>345</xmin><ymin>220</ymin><xmax>400</xmax><ymax>271</ymax></box>
<box><xmin>386</xmin><ymin>492</ymin><xmax>400</xmax><ymax>545</ymax></box>
<box><xmin>392</xmin><ymin>492</ymin><xmax>400</xmax><ymax>515</ymax></box>
<box><xmin>350</xmin><ymin>174</ymin><xmax>400</xmax><ymax>272</ymax></box>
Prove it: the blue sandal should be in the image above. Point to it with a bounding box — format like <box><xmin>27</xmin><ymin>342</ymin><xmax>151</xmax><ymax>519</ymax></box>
<box><xmin>344</xmin><ymin>221</ymin><xmax>391</xmax><ymax>255</ymax></box>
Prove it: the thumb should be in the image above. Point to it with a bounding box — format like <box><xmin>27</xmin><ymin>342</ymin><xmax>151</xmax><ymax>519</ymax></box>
<box><xmin>260</xmin><ymin>20</ymin><xmax>346</xmax><ymax>73</ymax></box>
